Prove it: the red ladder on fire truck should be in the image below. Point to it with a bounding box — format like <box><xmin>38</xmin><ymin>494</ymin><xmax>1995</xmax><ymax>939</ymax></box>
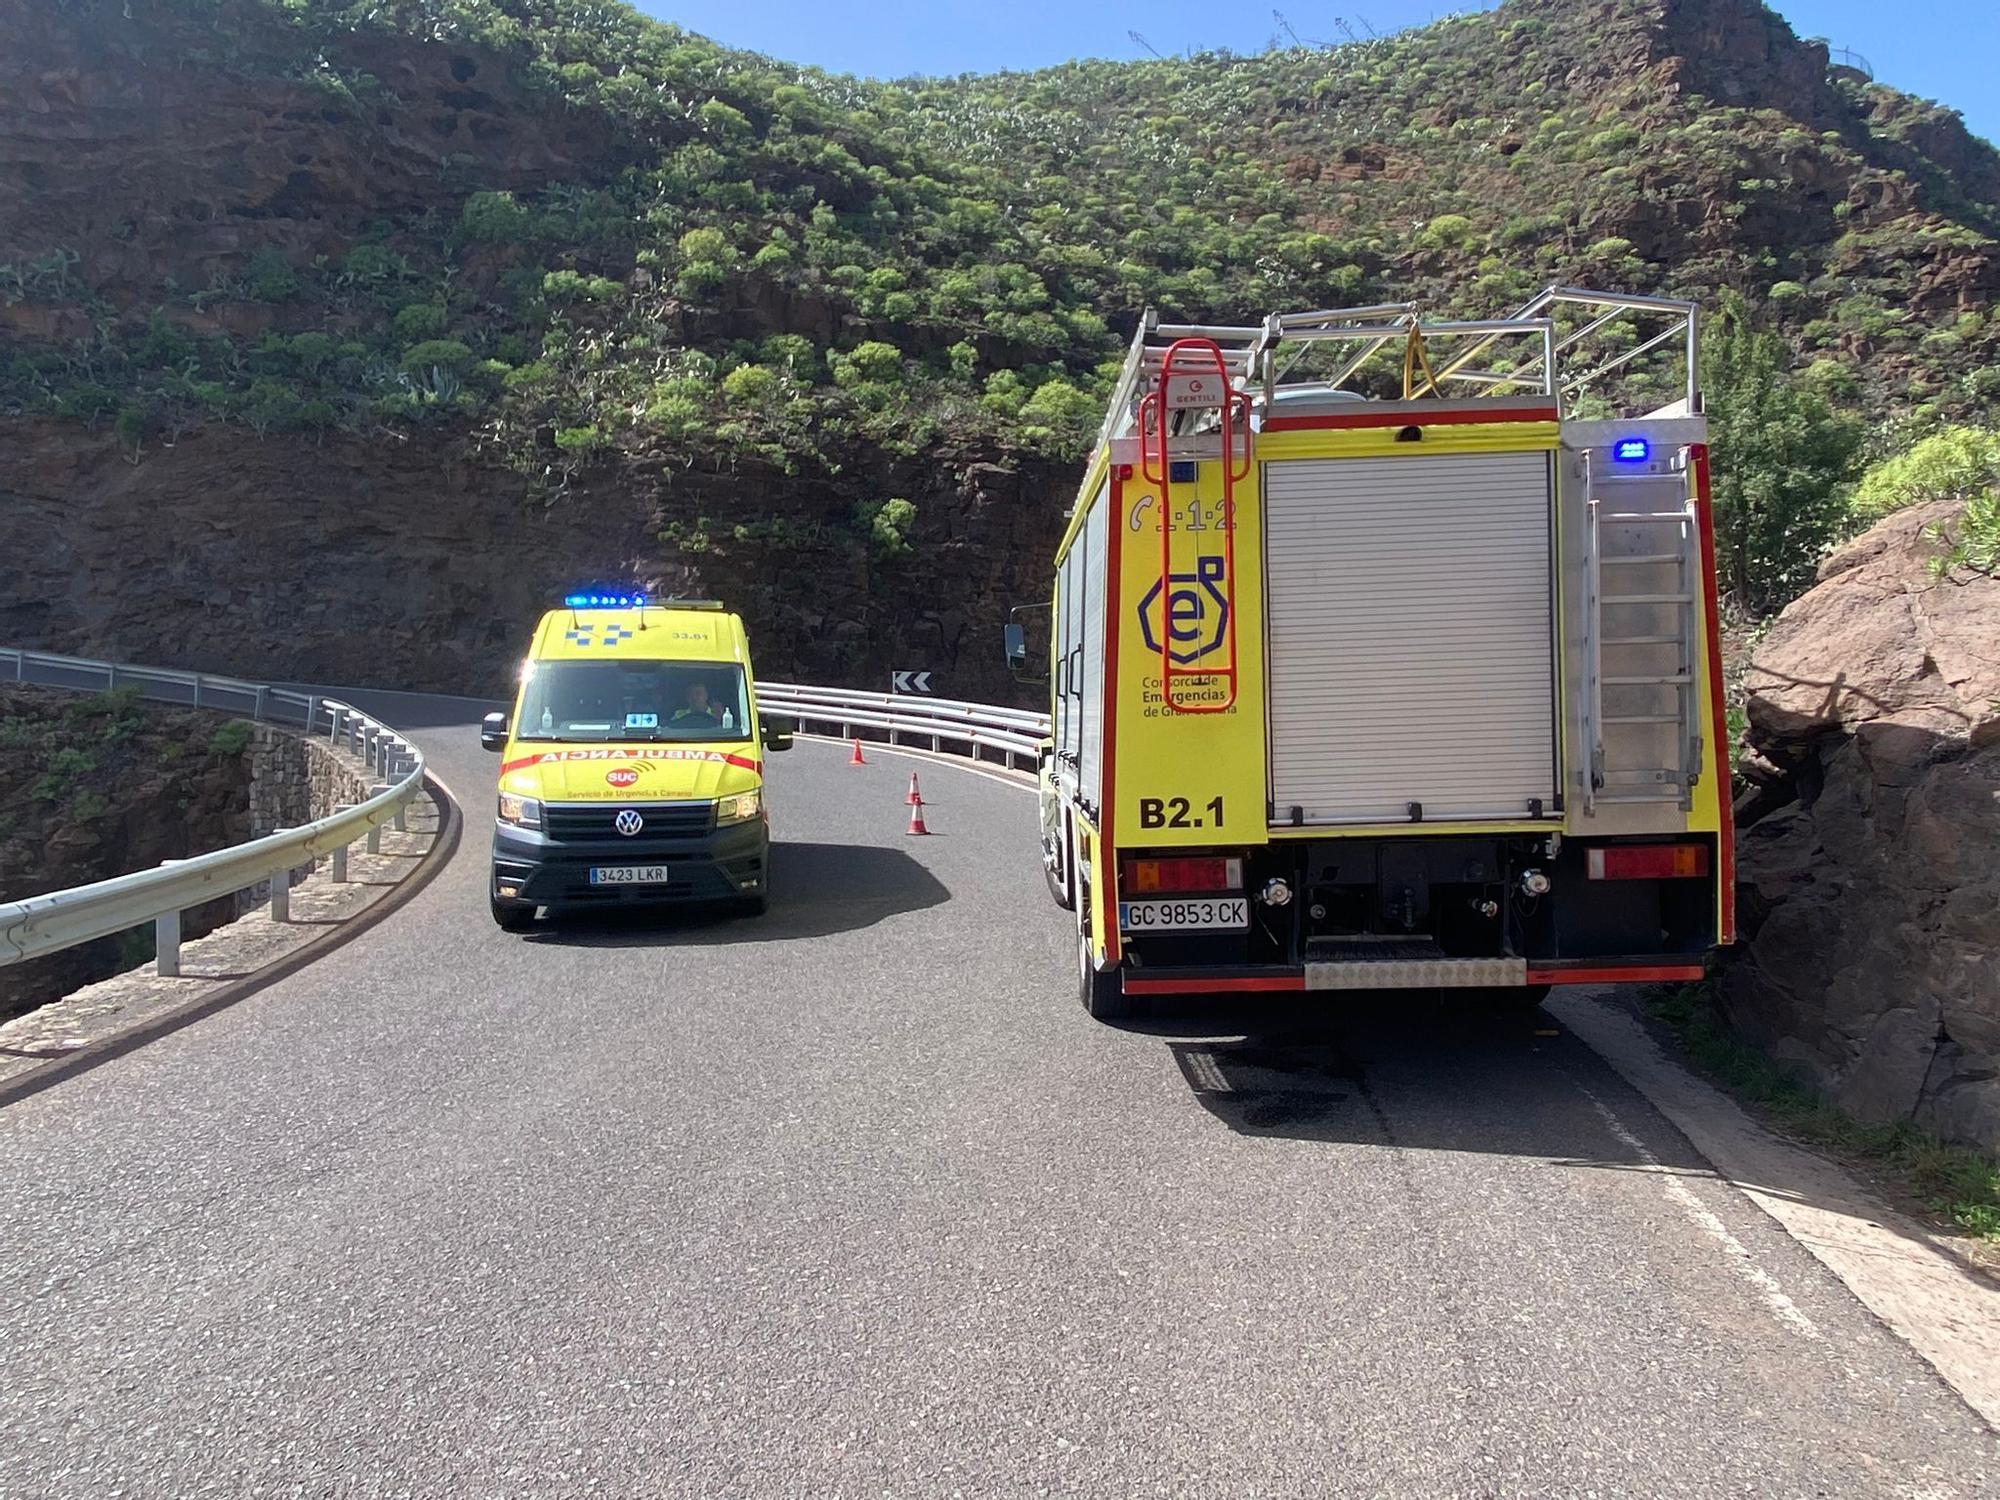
<box><xmin>1136</xmin><ymin>337</ymin><xmax>1251</xmax><ymax>714</ymax></box>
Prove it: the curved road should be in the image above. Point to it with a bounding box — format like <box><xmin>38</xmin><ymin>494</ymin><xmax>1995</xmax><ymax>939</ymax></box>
<box><xmin>0</xmin><ymin>692</ymin><xmax>1991</xmax><ymax>1496</ymax></box>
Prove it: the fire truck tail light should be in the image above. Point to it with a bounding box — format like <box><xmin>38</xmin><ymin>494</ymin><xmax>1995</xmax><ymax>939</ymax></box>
<box><xmin>1122</xmin><ymin>856</ymin><xmax>1242</xmax><ymax>893</ymax></box>
<box><xmin>1586</xmin><ymin>844</ymin><xmax>1710</xmax><ymax>880</ymax></box>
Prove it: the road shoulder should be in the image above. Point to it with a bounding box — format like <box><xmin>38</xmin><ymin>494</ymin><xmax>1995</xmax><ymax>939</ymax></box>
<box><xmin>1554</xmin><ymin>986</ymin><xmax>2000</xmax><ymax>1429</ymax></box>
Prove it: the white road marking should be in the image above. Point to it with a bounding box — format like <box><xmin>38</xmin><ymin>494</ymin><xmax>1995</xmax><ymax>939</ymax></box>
<box><xmin>1576</xmin><ymin>1083</ymin><xmax>1820</xmax><ymax>1341</ymax></box>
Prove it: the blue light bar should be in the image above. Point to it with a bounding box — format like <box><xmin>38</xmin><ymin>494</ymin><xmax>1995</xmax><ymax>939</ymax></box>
<box><xmin>564</xmin><ymin>591</ymin><xmax>648</xmax><ymax>609</ymax></box>
<box><xmin>1613</xmin><ymin>437</ymin><xmax>1651</xmax><ymax>464</ymax></box>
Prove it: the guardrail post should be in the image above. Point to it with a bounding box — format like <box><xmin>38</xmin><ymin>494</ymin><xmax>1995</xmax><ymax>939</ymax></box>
<box><xmin>154</xmin><ymin>859</ymin><xmax>184</xmax><ymax>977</ymax></box>
<box><xmin>392</xmin><ymin>786</ymin><xmax>407</xmax><ymax>832</ymax></box>
<box><xmin>156</xmin><ymin>908</ymin><xmax>181</xmax><ymax>976</ymax></box>
<box><xmin>366</xmin><ymin>787</ymin><xmax>388</xmax><ymax>853</ymax></box>
<box><xmin>329</xmin><ymin>809</ymin><xmax>355</xmax><ymax>882</ymax></box>
<box><xmin>191</xmin><ymin>674</ymin><xmax>202</xmax><ymax>710</ymax></box>
<box><xmin>270</xmin><ymin>864</ymin><xmax>290</xmax><ymax>923</ymax></box>
<box><xmin>254</xmin><ymin>685</ymin><xmax>269</xmax><ymax>721</ymax></box>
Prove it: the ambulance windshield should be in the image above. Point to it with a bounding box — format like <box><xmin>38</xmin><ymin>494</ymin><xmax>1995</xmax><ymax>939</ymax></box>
<box><xmin>514</xmin><ymin>660</ymin><xmax>750</xmax><ymax>742</ymax></box>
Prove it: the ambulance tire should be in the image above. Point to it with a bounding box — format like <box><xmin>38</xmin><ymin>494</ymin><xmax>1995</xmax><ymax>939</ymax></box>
<box><xmin>737</xmin><ymin>846</ymin><xmax>771</xmax><ymax>915</ymax></box>
<box><xmin>1077</xmin><ymin>894</ymin><xmax>1137</xmax><ymax>1022</ymax></box>
<box><xmin>490</xmin><ymin>894</ymin><xmax>535</xmax><ymax>932</ymax></box>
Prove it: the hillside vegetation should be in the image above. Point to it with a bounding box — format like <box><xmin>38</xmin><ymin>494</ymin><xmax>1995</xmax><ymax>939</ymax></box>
<box><xmin>0</xmin><ymin>0</ymin><xmax>1995</xmax><ymax>685</ymax></box>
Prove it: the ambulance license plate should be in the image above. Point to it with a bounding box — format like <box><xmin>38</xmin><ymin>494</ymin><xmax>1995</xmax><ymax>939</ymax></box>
<box><xmin>589</xmin><ymin>865</ymin><xmax>670</xmax><ymax>886</ymax></box>
<box><xmin>1119</xmin><ymin>897</ymin><xmax>1249</xmax><ymax>931</ymax></box>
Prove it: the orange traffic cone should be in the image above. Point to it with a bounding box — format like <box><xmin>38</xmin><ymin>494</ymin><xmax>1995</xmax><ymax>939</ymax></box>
<box><xmin>849</xmin><ymin>737</ymin><xmax>867</xmax><ymax>765</ymax></box>
<box><xmin>906</xmin><ymin>771</ymin><xmax>923</xmax><ymax>805</ymax></box>
<box><xmin>906</xmin><ymin>797</ymin><xmax>931</xmax><ymax>836</ymax></box>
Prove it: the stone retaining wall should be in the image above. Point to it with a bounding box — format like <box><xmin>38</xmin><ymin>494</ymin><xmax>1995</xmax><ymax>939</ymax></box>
<box><xmin>245</xmin><ymin>725</ymin><xmax>380</xmax><ymax>874</ymax></box>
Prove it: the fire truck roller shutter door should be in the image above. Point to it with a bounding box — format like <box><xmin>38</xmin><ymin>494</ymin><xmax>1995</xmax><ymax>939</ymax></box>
<box><xmin>1264</xmin><ymin>450</ymin><xmax>1560</xmax><ymax>825</ymax></box>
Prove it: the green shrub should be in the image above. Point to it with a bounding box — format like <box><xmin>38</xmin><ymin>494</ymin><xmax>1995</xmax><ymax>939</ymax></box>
<box><xmin>674</xmin><ymin>261</ymin><xmax>728</xmax><ymax>299</ymax></box>
<box><xmin>833</xmin><ymin>341</ymin><xmax>903</xmax><ymax>386</ymax></box>
<box><xmin>854</xmin><ymin>497</ymin><xmax>917</xmax><ymax>559</ymax></box>
<box><xmin>1926</xmin><ymin>492</ymin><xmax>2000</xmax><ymax>577</ymax></box>
<box><xmin>209</xmin><ymin>719</ymin><xmax>254</xmax><ymax>756</ymax></box>
<box><xmin>400</xmin><ymin>339</ymin><xmax>474</xmax><ymax>372</ymax></box>
<box><xmin>1418</xmin><ymin>216</ymin><xmax>1478</xmax><ymax>251</ymax></box>
<box><xmin>68</xmin><ymin>790</ymin><xmax>111</xmax><ymax>821</ymax></box>
<box><xmin>459</xmin><ymin>190</ymin><xmax>532</xmax><ymax>244</ymax></box>
<box><xmin>677</xmin><ymin>227</ymin><xmax>737</xmax><ymax>266</ymax></box>
<box><xmin>1855</xmin><ymin>426</ymin><xmax>2000</xmax><ymax>520</ymax></box>
<box><xmin>393</xmin><ymin>303</ymin><xmax>449</xmax><ymax>341</ymax></box>
<box><xmin>1800</xmin><ymin>358</ymin><xmax>1858</xmax><ymax>399</ymax></box>
<box><xmin>721</xmin><ymin>363</ymin><xmax>778</xmax><ymax>403</ymax></box>
<box><xmin>288</xmin><ymin>332</ymin><xmax>336</xmax><ymax>372</ymax></box>
<box><xmin>643</xmin><ymin>393</ymin><xmax>703</xmax><ymax>437</ymax></box>
<box><xmin>698</xmin><ymin>99</ymin><xmax>752</xmax><ymax>140</ymax></box>
<box><xmin>243</xmin><ymin>246</ymin><xmax>299</xmax><ymax>302</ymax></box>
<box><xmin>553</xmin><ymin>425</ymin><xmax>611</xmax><ymax>454</ymax></box>
<box><xmin>541</xmin><ymin>270</ymin><xmax>623</xmax><ymax>302</ymax></box>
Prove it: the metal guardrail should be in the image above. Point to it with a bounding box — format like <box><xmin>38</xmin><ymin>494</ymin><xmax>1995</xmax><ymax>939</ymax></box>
<box><xmin>0</xmin><ymin>648</ymin><xmax>426</xmax><ymax>975</ymax></box>
<box><xmin>0</xmin><ymin>648</ymin><xmax>1037</xmax><ymax>977</ymax></box>
<box><xmin>756</xmin><ymin>682</ymin><xmax>1050</xmax><ymax>773</ymax></box>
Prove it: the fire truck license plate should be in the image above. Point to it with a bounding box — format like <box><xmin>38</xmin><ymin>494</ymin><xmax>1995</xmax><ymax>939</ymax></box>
<box><xmin>1119</xmin><ymin>897</ymin><xmax>1249</xmax><ymax>931</ymax></box>
<box><xmin>589</xmin><ymin>865</ymin><xmax>670</xmax><ymax>885</ymax></box>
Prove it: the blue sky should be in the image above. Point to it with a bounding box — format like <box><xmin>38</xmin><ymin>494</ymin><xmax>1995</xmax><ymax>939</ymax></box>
<box><xmin>634</xmin><ymin>0</ymin><xmax>2000</xmax><ymax>144</ymax></box>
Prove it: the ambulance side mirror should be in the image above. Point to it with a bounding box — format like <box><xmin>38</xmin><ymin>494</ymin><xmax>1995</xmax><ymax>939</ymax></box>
<box><xmin>761</xmin><ymin>716</ymin><xmax>794</xmax><ymax>752</ymax></box>
<box><xmin>480</xmin><ymin>712</ymin><xmax>508</xmax><ymax>752</ymax></box>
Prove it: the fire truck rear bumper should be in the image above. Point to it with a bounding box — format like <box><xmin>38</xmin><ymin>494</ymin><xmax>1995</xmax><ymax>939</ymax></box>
<box><xmin>1119</xmin><ymin>955</ymin><xmax>1704</xmax><ymax>996</ymax></box>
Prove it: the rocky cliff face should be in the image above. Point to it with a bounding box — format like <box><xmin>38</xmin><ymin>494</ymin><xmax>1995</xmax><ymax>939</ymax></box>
<box><xmin>0</xmin><ymin>687</ymin><xmax>257</xmax><ymax>1017</ymax></box>
<box><xmin>1723</xmin><ymin>501</ymin><xmax>2000</xmax><ymax>1148</ymax></box>
<box><xmin>0</xmin><ymin>416</ymin><xmax>1064</xmax><ymax>703</ymax></box>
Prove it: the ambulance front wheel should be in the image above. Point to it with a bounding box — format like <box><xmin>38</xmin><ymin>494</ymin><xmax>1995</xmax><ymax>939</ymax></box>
<box><xmin>490</xmin><ymin>893</ymin><xmax>535</xmax><ymax>932</ymax></box>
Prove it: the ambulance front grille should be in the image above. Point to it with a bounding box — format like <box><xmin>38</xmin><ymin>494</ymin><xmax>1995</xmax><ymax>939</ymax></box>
<box><xmin>543</xmin><ymin>802</ymin><xmax>714</xmax><ymax>841</ymax></box>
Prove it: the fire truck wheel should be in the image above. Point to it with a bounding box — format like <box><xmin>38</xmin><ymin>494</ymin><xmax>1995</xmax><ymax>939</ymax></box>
<box><xmin>1077</xmin><ymin>901</ymin><xmax>1137</xmax><ymax>1021</ymax></box>
<box><xmin>1044</xmin><ymin>818</ymin><xmax>1075</xmax><ymax>912</ymax></box>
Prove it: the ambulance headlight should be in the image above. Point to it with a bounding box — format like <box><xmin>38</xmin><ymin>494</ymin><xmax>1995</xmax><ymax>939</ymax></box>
<box><xmin>497</xmin><ymin>793</ymin><xmax>543</xmax><ymax>830</ymax></box>
<box><xmin>716</xmin><ymin>789</ymin><xmax>762</xmax><ymax>825</ymax></box>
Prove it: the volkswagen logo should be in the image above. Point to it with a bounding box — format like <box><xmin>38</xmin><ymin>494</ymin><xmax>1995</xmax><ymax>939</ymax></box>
<box><xmin>614</xmin><ymin>809</ymin><xmax>644</xmax><ymax>837</ymax></box>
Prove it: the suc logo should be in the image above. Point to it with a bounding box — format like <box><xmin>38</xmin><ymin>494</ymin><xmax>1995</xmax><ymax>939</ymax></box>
<box><xmin>1137</xmin><ymin>555</ymin><xmax>1229</xmax><ymax>665</ymax></box>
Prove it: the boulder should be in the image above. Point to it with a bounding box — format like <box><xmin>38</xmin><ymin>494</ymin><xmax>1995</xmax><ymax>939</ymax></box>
<box><xmin>1721</xmin><ymin>500</ymin><xmax>2000</xmax><ymax>1150</ymax></box>
<box><xmin>1744</xmin><ymin>498</ymin><xmax>2000</xmax><ymax>747</ymax></box>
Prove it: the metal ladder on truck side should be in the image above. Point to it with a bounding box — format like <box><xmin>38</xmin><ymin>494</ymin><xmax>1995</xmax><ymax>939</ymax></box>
<box><xmin>1137</xmin><ymin>337</ymin><xmax>1250</xmax><ymax>714</ymax></box>
<box><xmin>1579</xmin><ymin>448</ymin><xmax>1704</xmax><ymax>813</ymax></box>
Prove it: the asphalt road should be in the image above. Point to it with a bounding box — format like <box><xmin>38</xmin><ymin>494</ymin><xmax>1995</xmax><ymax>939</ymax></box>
<box><xmin>0</xmin><ymin>692</ymin><xmax>1992</xmax><ymax>1497</ymax></box>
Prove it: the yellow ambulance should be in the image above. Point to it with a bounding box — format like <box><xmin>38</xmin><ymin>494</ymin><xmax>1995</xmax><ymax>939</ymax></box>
<box><xmin>481</xmin><ymin>592</ymin><xmax>790</xmax><ymax>929</ymax></box>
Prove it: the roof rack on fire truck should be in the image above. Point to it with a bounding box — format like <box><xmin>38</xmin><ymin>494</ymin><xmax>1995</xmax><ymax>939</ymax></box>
<box><xmin>1090</xmin><ymin>285</ymin><xmax>1703</xmax><ymax>466</ymax></box>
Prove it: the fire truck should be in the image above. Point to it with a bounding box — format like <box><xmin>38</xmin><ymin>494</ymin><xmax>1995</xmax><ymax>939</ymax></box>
<box><xmin>1010</xmin><ymin>287</ymin><xmax>1734</xmax><ymax>1019</ymax></box>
